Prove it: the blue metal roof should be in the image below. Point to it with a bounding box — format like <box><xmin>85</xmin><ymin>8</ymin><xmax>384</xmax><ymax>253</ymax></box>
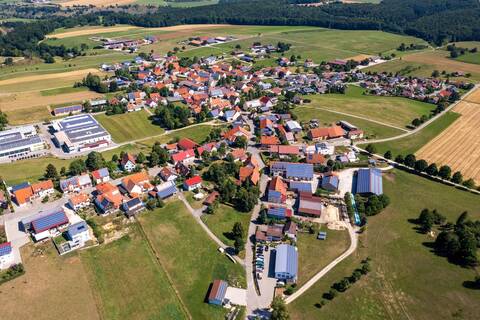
<box><xmin>356</xmin><ymin>168</ymin><xmax>383</xmax><ymax>195</ymax></box>
<box><xmin>321</xmin><ymin>175</ymin><xmax>339</xmax><ymax>190</ymax></box>
<box><xmin>267</xmin><ymin>207</ymin><xmax>289</xmax><ymax>219</ymax></box>
<box><xmin>289</xmin><ymin>181</ymin><xmax>313</xmax><ymax>193</ymax></box>
<box><xmin>31</xmin><ymin>209</ymin><xmax>68</xmax><ymax>234</ymax></box>
<box><xmin>268</xmin><ymin>190</ymin><xmax>282</xmax><ymax>202</ymax></box>
<box><xmin>275</xmin><ymin>244</ymin><xmax>298</xmax><ymax>277</ymax></box>
<box><xmin>157</xmin><ymin>184</ymin><xmax>177</xmax><ymax>199</ymax></box>
<box><xmin>67</xmin><ymin>221</ymin><xmax>88</xmax><ymax>239</ymax></box>
<box><xmin>286</xmin><ymin>163</ymin><xmax>313</xmax><ymax>180</ymax></box>
<box><xmin>0</xmin><ymin>242</ymin><xmax>12</xmax><ymax>256</ymax></box>
<box><xmin>209</xmin><ymin>279</ymin><xmax>228</xmax><ymax>303</ymax></box>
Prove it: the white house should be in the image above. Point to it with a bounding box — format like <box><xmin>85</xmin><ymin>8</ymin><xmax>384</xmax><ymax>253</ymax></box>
<box><xmin>121</xmin><ymin>153</ymin><xmax>137</xmax><ymax>172</ymax></box>
<box><xmin>183</xmin><ymin>176</ymin><xmax>202</xmax><ymax>191</ymax></box>
<box><xmin>68</xmin><ymin>193</ymin><xmax>91</xmax><ymax>211</ymax></box>
<box><xmin>0</xmin><ymin>242</ymin><xmax>15</xmax><ymax>270</ymax></box>
<box><xmin>66</xmin><ymin>221</ymin><xmax>90</xmax><ymax>249</ymax></box>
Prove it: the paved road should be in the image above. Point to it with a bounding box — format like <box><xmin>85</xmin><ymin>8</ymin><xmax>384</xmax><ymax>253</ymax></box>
<box><xmin>285</xmin><ymin>223</ymin><xmax>358</xmax><ymax>304</ymax></box>
<box><xmin>356</xmin><ymin>84</ymin><xmax>480</xmax><ymax>145</ymax></box>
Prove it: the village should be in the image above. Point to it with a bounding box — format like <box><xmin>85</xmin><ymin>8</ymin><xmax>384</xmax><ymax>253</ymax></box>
<box><xmin>0</xmin><ymin>36</ymin><xmax>474</xmax><ymax>318</ymax></box>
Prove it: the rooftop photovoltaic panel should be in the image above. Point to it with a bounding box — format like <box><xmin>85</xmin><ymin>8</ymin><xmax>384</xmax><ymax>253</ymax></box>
<box><xmin>31</xmin><ymin>210</ymin><xmax>68</xmax><ymax>234</ymax></box>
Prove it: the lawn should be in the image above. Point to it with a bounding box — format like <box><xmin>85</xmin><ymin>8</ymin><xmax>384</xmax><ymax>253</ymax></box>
<box><xmin>303</xmin><ymin>86</ymin><xmax>435</xmax><ymax>129</ymax></box>
<box><xmin>371</xmin><ymin>111</ymin><xmax>461</xmax><ymax>157</ymax></box>
<box><xmin>137</xmin><ymin>123</ymin><xmax>217</xmax><ymax>147</ymax></box>
<box><xmin>296</xmin><ymin>228</ymin><xmax>350</xmax><ymax>287</ymax></box>
<box><xmin>185</xmin><ymin>191</ymin><xmax>205</xmax><ymax>210</ymax></box>
<box><xmin>292</xmin><ymin>104</ymin><xmax>404</xmax><ymax>140</ymax></box>
<box><xmin>40</xmin><ymin>86</ymin><xmax>89</xmax><ymax>96</ymax></box>
<box><xmin>81</xmin><ymin>224</ymin><xmax>187</xmax><ymax>320</ymax></box>
<box><xmin>201</xmin><ymin>204</ymin><xmax>252</xmax><ymax>247</ymax></box>
<box><xmin>0</xmin><ymin>243</ymin><xmax>100</xmax><ymax>320</ymax></box>
<box><xmin>0</xmin><ymin>143</ymin><xmax>147</xmax><ymax>185</ymax></box>
<box><xmin>289</xmin><ymin>169</ymin><xmax>480</xmax><ymax>320</ymax></box>
<box><xmin>137</xmin><ymin>200</ymin><xmax>246</xmax><ymax>320</ymax></box>
<box><xmin>95</xmin><ymin>110</ymin><xmax>165</xmax><ymax>143</ymax></box>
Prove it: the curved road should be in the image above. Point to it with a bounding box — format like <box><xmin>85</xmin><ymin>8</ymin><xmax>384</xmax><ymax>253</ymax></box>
<box><xmin>285</xmin><ymin>223</ymin><xmax>358</xmax><ymax>304</ymax></box>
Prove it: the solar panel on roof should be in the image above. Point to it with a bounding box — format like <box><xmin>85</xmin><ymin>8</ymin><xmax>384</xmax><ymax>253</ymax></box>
<box><xmin>31</xmin><ymin>210</ymin><xmax>68</xmax><ymax>233</ymax></box>
<box><xmin>157</xmin><ymin>185</ymin><xmax>177</xmax><ymax>199</ymax></box>
<box><xmin>0</xmin><ymin>242</ymin><xmax>12</xmax><ymax>256</ymax></box>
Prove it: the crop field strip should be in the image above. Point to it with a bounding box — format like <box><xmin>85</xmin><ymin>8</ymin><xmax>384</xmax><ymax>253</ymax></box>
<box><xmin>416</xmin><ymin>97</ymin><xmax>480</xmax><ymax>184</ymax></box>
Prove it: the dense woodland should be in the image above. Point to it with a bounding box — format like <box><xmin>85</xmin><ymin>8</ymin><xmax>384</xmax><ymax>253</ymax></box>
<box><xmin>1</xmin><ymin>0</ymin><xmax>480</xmax><ymax>58</ymax></box>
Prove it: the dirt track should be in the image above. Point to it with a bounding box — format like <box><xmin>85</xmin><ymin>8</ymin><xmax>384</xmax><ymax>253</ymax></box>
<box><xmin>416</xmin><ymin>89</ymin><xmax>480</xmax><ymax>184</ymax></box>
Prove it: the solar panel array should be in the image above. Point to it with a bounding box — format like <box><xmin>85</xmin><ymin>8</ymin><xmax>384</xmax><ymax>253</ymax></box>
<box><xmin>157</xmin><ymin>183</ymin><xmax>177</xmax><ymax>199</ymax></box>
<box><xmin>31</xmin><ymin>210</ymin><xmax>68</xmax><ymax>233</ymax></box>
<box><xmin>0</xmin><ymin>242</ymin><xmax>12</xmax><ymax>256</ymax></box>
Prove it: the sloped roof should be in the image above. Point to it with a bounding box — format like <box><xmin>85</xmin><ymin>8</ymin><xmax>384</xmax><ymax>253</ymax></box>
<box><xmin>356</xmin><ymin>168</ymin><xmax>383</xmax><ymax>195</ymax></box>
<box><xmin>275</xmin><ymin>244</ymin><xmax>298</xmax><ymax>277</ymax></box>
<box><xmin>31</xmin><ymin>209</ymin><xmax>68</xmax><ymax>234</ymax></box>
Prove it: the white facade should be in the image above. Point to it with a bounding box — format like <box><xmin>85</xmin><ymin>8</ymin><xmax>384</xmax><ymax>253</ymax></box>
<box><xmin>0</xmin><ymin>125</ymin><xmax>45</xmax><ymax>161</ymax></box>
<box><xmin>0</xmin><ymin>245</ymin><xmax>14</xmax><ymax>270</ymax></box>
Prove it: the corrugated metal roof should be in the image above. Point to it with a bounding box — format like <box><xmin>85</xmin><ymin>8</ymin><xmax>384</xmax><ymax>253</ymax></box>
<box><xmin>289</xmin><ymin>181</ymin><xmax>313</xmax><ymax>193</ymax></box>
<box><xmin>356</xmin><ymin>168</ymin><xmax>383</xmax><ymax>195</ymax></box>
<box><xmin>275</xmin><ymin>244</ymin><xmax>298</xmax><ymax>277</ymax></box>
<box><xmin>31</xmin><ymin>209</ymin><xmax>68</xmax><ymax>234</ymax></box>
<box><xmin>209</xmin><ymin>279</ymin><xmax>228</xmax><ymax>302</ymax></box>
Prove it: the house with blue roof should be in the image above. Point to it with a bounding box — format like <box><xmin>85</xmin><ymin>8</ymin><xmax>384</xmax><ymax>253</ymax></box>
<box><xmin>356</xmin><ymin>168</ymin><xmax>383</xmax><ymax>195</ymax></box>
<box><xmin>271</xmin><ymin>162</ymin><xmax>314</xmax><ymax>181</ymax></box>
<box><xmin>29</xmin><ymin>209</ymin><xmax>69</xmax><ymax>242</ymax></box>
<box><xmin>274</xmin><ymin>244</ymin><xmax>298</xmax><ymax>283</ymax></box>
<box><xmin>321</xmin><ymin>175</ymin><xmax>339</xmax><ymax>192</ymax></box>
<box><xmin>289</xmin><ymin>181</ymin><xmax>313</xmax><ymax>193</ymax></box>
<box><xmin>267</xmin><ymin>207</ymin><xmax>293</xmax><ymax>220</ymax></box>
<box><xmin>0</xmin><ymin>242</ymin><xmax>14</xmax><ymax>270</ymax></box>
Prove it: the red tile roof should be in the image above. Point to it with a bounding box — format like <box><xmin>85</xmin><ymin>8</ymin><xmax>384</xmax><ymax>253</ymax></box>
<box><xmin>184</xmin><ymin>175</ymin><xmax>202</xmax><ymax>186</ymax></box>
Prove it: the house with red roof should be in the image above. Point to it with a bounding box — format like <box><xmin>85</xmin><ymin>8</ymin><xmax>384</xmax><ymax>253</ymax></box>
<box><xmin>260</xmin><ymin>135</ymin><xmax>280</xmax><ymax>148</ymax></box>
<box><xmin>268</xmin><ymin>176</ymin><xmax>287</xmax><ymax>204</ymax></box>
<box><xmin>183</xmin><ymin>175</ymin><xmax>202</xmax><ymax>191</ymax></box>
<box><xmin>177</xmin><ymin>138</ymin><xmax>199</xmax><ymax>150</ymax></box>
<box><xmin>121</xmin><ymin>153</ymin><xmax>136</xmax><ymax>172</ymax></box>
<box><xmin>171</xmin><ymin>149</ymin><xmax>196</xmax><ymax>165</ymax></box>
<box><xmin>308</xmin><ymin>126</ymin><xmax>344</xmax><ymax>141</ymax></box>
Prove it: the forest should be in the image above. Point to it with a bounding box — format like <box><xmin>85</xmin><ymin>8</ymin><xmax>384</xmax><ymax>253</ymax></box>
<box><xmin>1</xmin><ymin>0</ymin><xmax>480</xmax><ymax>58</ymax></box>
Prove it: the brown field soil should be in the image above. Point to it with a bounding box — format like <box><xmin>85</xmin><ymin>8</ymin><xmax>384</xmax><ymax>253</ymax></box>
<box><xmin>0</xmin><ymin>244</ymin><xmax>100</xmax><ymax>320</ymax></box>
<box><xmin>0</xmin><ymin>68</ymin><xmax>101</xmax><ymax>86</ymax></box>
<box><xmin>58</xmin><ymin>0</ymin><xmax>134</xmax><ymax>7</ymax></box>
<box><xmin>463</xmin><ymin>87</ymin><xmax>480</xmax><ymax>104</ymax></box>
<box><xmin>0</xmin><ymin>91</ymin><xmax>102</xmax><ymax>111</ymax></box>
<box><xmin>347</xmin><ymin>54</ymin><xmax>372</xmax><ymax>62</ymax></box>
<box><xmin>416</xmin><ymin>90</ymin><xmax>480</xmax><ymax>184</ymax></box>
<box><xmin>403</xmin><ymin>50</ymin><xmax>480</xmax><ymax>75</ymax></box>
<box><xmin>47</xmin><ymin>25</ymin><xmax>140</xmax><ymax>38</ymax></box>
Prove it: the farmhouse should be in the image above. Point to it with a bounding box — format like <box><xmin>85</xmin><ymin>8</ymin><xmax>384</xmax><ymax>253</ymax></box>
<box><xmin>308</xmin><ymin>126</ymin><xmax>344</xmax><ymax>141</ymax></box>
<box><xmin>52</xmin><ymin>114</ymin><xmax>112</xmax><ymax>153</ymax></box>
<box><xmin>268</xmin><ymin>176</ymin><xmax>288</xmax><ymax>204</ymax></box>
<box><xmin>298</xmin><ymin>192</ymin><xmax>324</xmax><ymax>217</ymax></box>
<box><xmin>274</xmin><ymin>244</ymin><xmax>298</xmax><ymax>283</ymax></box>
<box><xmin>0</xmin><ymin>125</ymin><xmax>45</xmax><ymax>161</ymax></box>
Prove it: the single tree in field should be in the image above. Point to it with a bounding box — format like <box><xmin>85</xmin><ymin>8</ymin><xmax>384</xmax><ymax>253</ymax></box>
<box><xmin>438</xmin><ymin>165</ymin><xmax>452</xmax><ymax>180</ymax></box>
<box><xmin>404</xmin><ymin>154</ymin><xmax>416</xmax><ymax>167</ymax></box>
<box><xmin>365</xmin><ymin>144</ymin><xmax>376</xmax><ymax>154</ymax></box>
<box><xmin>44</xmin><ymin>164</ymin><xmax>59</xmax><ymax>181</ymax></box>
<box><xmin>451</xmin><ymin>171</ymin><xmax>463</xmax><ymax>184</ymax></box>
<box><xmin>394</xmin><ymin>154</ymin><xmax>404</xmax><ymax>164</ymax></box>
<box><xmin>425</xmin><ymin>163</ymin><xmax>438</xmax><ymax>176</ymax></box>
<box><xmin>414</xmin><ymin>159</ymin><xmax>428</xmax><ymax>172</ymax></box>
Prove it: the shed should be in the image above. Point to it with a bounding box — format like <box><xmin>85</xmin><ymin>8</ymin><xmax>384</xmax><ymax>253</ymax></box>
<box><xmin>208</xmin><ymin>279</ymin><xmax>228</xmax><ymax>306</ymax></box>
<box><xmin>356</xmin><ymin>168</ymin><xmax>383</xmax><ymax>195</ymax></box>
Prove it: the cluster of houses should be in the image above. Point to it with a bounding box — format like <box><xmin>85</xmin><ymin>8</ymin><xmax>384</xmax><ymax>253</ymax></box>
<box><xmin>187</xmin><ymin>35</ymin><xmax>235</xmax><ymax>47</ymax></box>
<box><xmin>99</xmin><ymin>35</ymin><xmax>158</xmax><ymax>51</ymax></box>
<box><xmin>356</xmin><ymin>72</ymin><xmax>466</xmax><ymax>103</ymax></box>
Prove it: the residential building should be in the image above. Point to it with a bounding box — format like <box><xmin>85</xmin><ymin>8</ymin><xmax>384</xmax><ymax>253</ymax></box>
<box><xmin>183</xmin><ymin>176</ymin><xmax>202</xmax><ymax>191</ymax></box>
<box><xmin>283</xmin><ymin>221</ymin><xmax>297</xmax><ymax>240</ymax></box>
<box><xmin>121</xmin><ymin>153</ymin><xmax>137</xmax><ymax>172</ymax></box>
<box><xmin>268</xmin><ymin>176</ymin><xmax>287</xmax><ymax>204</ymax></box>
<box><xmin>154</xmin><ymin>181</ymin><xmax>178</xmax><ymax>199</ymax></box>
<box><xmin>321</xmin><ymin>174</ymin><xmax>339</xmax><ymax>191</ymax></box>
<box><xmin>0</xmin><ymin>242</ymin><xmax>14</xmax><ymax>270</ymax></box>
<box><xmin>122</xmin><ymin>172</ymin><xmax>153</xmax><ymax>196</ymax></box>
<box><xmin>24</xmin><ymin>208</ymin><xmax>69</xmax><ymax>242</ymax></box>
<box><xmin>11</xmin><ymin>182</ymin><xmax>33</xmax><ymax>206</ymax></box>
<box><xmin>308</xmin><ymin>126</ymin><xmax>344</xmax><ymax>141</ymax></box>
<box><xmin>95</xmin><ymin>183</ymin><xmax>123</xmax><ymax>214</ymax></box>
<box><xmin>122</xmin><ymin>197</ymin><xmax>145</xmax><ymax>217</ymax></box>
<box><xmin>31</xmin><ymin>180</ymin><xmax>55</xmax><ymax>199</ymax></box>
<box><xmin>177</xmin><ymin>138</ymin><xmax>199</xmax><ymax>150</ymax></box>
<box><xmin>171</xmin><ymin>149</ymin><xmax>196</xmax><ymax>165</ymax></box>
<box><xmin>270</xmin><ymin>162</ymin><xmax>314</xmax><ymax>181</ymax></box>
<box><xmin>91</xmin><ymin>168</ymin><xmax>110</xmax><ymax>184</ymax></box>
<box><xmin>60</xmin><ymin>174</ymin><xmax>92</xmax><ymax>193</ymax></box>
<box><xmin>66</xmin><ymin>221</ymin><xmax>90</xmax><ymax>249</ymax></box>
<box><xmin>274</xmin><ymin>244</ymin><xmax>298</xmax><ymax>283</ymax></box>
<box><xmin>68</xmin><ymin>193</ymin><xmax>91</xmax><ymax>211</ymax></box>
<box><xmin>158</xmin><ymin>167</ymin><xmax>178</xmax><ymax>182</ymax></box>
<box><xmin>267</xmin><ymin>206</ymin><xmax>293</xmax><ymax>220</ymax></box>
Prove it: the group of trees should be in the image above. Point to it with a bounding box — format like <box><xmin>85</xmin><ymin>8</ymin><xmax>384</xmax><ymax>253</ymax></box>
<box><xmin>447</xmin><ymin>43</ymin><xmax>477</xmax><ymax>58</ymax></box>
<box><xmin>79</xmin><ymin>73</ymin><xmax>109</xmax><ymax>93</ymax></box>
<box><xmin>388</xmin><ymin>152</ymin><xmax>477</xmax><ymax>190</ymax></box>
<box><xmin>354</xmin><ymin>193</ymin><xmax>390</xmax><ymax>225</ymax></box>
<box><xmin>432</xmin><ymin>212</ymin><xmax>479</xmax><ymax>267</ymax></box>
<box><xmin>316</xmin><ymin>258</ymin><xmax>371</xmax><ymax>308</ymax></box>
<box><xmin>231</xmin><ymin>222</ymin><xmax>245</xmax><ymax>254</ymax></box>
<box><xmin>397</xmin><ymin>43</ymin><xmax>428</xmax><ymax>52</ymax></box>
<box><xmin>416</xmin><ymin>208</ymin><xmax>446</xmax><ymax>233</ymax></box>
<box><xmin>204</xmin><ymin>158</ymin><xmax>260</xmax><ymax>212</ymax></box>
<box><xmin>154</xmin><ymin>103</ymin><xmax>190</xmax><ymax>130</ymax></box>
<box><xmin>0</xmin><ymin>111</ymin><xmax>8</xmax><ymax>131</ymax></box>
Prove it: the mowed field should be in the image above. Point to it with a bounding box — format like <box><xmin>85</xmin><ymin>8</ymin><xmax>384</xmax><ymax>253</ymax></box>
<box><xmin>289</xmin><ymin>169</ymin><xmax>480</xmax><ymax>320</ymax></box>
<box><xmin>138</xmin><ymin>200</ymin><xmax>246</xmax><ymax>320</ymax></box>
<box><xmin>416</xmin><ymin>90</ymin><xmax>480</xmax><ymax>184</ymax></box>
<box><xmin>0</xmin><ymin>244</ymin><xmax>100</xmax><ymax>320</ymax></box>
<box><xmin>81</xmin><ymin>224</ymin><xmax>188</xmax><ymax>319</ymax></box>
<box><xmin>302</xmin><ymin>86</ymin><xmax>434</xmax><ymax>129</ymax></box>
<box><xmin>95</xmin><ymin>110</ymin><xmax>165</xmax><ymax>143</ymax></box>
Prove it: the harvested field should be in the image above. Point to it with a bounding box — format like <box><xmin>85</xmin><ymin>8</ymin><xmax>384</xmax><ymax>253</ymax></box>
<box><xmin>347</xmin><ymin>54</ymin><xmax>372</xmax><ymax>62</ymax></box>
<box><xmin>0</xmin><ymin>68</ymin><xmax>100</xmax><ymax>87</ymax></box>
<box><xmin>58</xmin><ymin>0</ymin><xmax>135</xmax><ymax>7</ymax></box>
<box><xmin>403</xmin><ymin>50</ymin><xmax>480</xmax><ymax>75</ymax></box>
<box><xmin>47</xmin><ymin>25</ymin><xmax>139</xmax><ymax>38</ymax></box>
<box><xmin>416</xmin><ymin>93</ymin><xmax>480</xmax><ymax>184</ymax></box>
<box><xmin>0</xmin><ymin>244</ymin><xmax>100</xmax><ymax>320</ymax></box>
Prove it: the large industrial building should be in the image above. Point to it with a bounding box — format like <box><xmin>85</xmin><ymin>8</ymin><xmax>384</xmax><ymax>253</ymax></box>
<box><xmin>274</xmin><ymin>244</ymin><xmax>298</xmax><ymax>283</ymax></box>
<box><xmin>0</xmin><ymin>125</ymin><xmax>45</xmax><ymax>161</ymax></box>
<box><xmin>355</xmin><ymin>168</ymin><xmax>383</xmax><ymax>195</ymax></box>
<box><xmin>52</xmin><ymin>114</ymin><xmax>112</xmax><ymax>153</ymax></box>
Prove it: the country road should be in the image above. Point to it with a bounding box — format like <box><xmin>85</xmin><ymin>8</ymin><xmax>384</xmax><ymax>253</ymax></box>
<box><xmin>285</xmin><ymin>223</ymin><xmax>358</xmax><ymax>304</ymax></box>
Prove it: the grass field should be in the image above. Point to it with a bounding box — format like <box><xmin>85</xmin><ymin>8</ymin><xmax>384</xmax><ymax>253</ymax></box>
<box><xmin>81</xmin><ymin>224</ymin><xmax>187</xmax><ymax>320</ymax></box>
<box><xmin>40</xmin><ymin>86</ymin><xmax>89</xmax><ymax>96</ymax></box>
<box><xmin>302</xmin><ymin>86</ymin><xmax>434</xmax><ymax>128</ymax></box>
<box><xmin>296</xmin><ymin>229</ymin><xmax>350</xmax><ymax>287</ymax></box>
<box><xmin>416</xmin><ymin>99</ymin><xmax>480</xmax><ymax>184</ymax></box>
<box><xmin>201</xmin><ymin>204</ymin><xmax>251</xmax><ymax>247</ymax></box>
<box><xmin>289</xmin><ymin>169</ymin><xmax>480</xmax><ymax>320</ymax></box>
<box><xmin>0</xmin><ymin>244</ymin><xmax>100</xmax><ymax>320</ymax></box>
<box><xmin>293</xmin><ymin>105</ymin><xmax>404</xmax><ymax>140</ymax></box>
<box><xmin>138</xmin><ymin>200</ymin><xmax>246</xmax><ymax>320</ymax></box>
<box><xmin>137</xmin><ymin>123</ymin><xmax>216</xmax><ymax>147</ymax></box>
<box><xmin>372</xmin><ymin>111</ymin><xmax>461</xmax><ymax>157</ymax></box>
<box><xmin>95</xmin><ymin>110</ymin><xmax>165</xmax><ymax>143</ymax></box>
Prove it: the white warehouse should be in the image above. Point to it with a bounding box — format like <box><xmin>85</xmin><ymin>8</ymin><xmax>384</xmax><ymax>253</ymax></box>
<box><xmin>0</xmin><ymin>125</ymin><xmax>45</xmax><ymax>161</ymax></box>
